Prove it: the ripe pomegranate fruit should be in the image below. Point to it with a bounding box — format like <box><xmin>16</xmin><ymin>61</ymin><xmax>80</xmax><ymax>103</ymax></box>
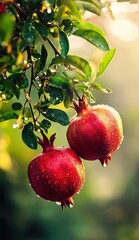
<box><xmin>0</xmin><ymin>3</ymin><xmax>7</xmax><ymax>13</ymax></box>
<box><xmin>67</xmin><ymin>97</ymin><xmax>123</xmax><ymax>166</ymax></box>
<box><xmin>28</xmin><ymin>133</ymin><xmax>85</xmax><ymax>209</ymax></box>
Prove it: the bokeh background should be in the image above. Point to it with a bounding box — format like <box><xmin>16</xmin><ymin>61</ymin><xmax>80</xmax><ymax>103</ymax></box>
<box><xmin>1</xmin><ymin>3</ymin><xmax>139</xmax><ymax>240</ymax></box>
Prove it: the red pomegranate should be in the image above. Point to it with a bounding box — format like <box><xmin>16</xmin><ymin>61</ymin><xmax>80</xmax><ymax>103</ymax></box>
<box><xmin>28</xmin><ymin>133</ymin><xmax>85</xmax><ymax>209</ymax></box>
<box><xmin>67</xmin><ymin>97</ymin><xmax>123</xmax><ymax>166</ymax></box>
<box><xmin>0</xmin><ymin>3</ymin><xmax>7</xmax><ymax>13</ymax></box>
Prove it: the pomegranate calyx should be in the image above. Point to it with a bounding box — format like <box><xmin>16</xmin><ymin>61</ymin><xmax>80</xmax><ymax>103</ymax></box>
<box><xmin>73</xmin><ymin>96</ymin><xmax>90</xmax><ymax>114</ymax></box>
<box><xmin>99</xmin><ymin>154</ymin><xmax>112</xmax><ymax>167</ymax></box>
<box><xmin>61</xmin><ymin>197</ymin><xmax>74</xmax><ymax>210</ymax></box>
<box><xmin>38</xmin><ymin>132</ymin><xmax>56</xmax><ymax>152</ymax></box>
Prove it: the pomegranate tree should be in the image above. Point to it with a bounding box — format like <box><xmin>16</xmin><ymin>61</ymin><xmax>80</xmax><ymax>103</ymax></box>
<box><xmin>28</xmin><ymin>133</ymin><xmax>85</xmax><ymax>209</ymax></box>
<box><xmin>67</xmin><ymin>97</ymin><xmax>123</xmax><ymax>166</ymax></box>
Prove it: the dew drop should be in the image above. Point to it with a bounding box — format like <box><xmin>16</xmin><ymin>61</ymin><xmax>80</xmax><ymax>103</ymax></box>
<box><xmin>56</xmin><ymin>201</ymin><xmax>61</xmax><ymax>206</ymax></box>
<box><xmin>103</xmin><ymin>162</ymin><xmax>108</xmax><ymax>167</ymax></box>
<box><xmin>69</xmin><ymin>203</ymin><xmax>74</xmax><ymax>208</ymax></box>
<box><xmin>36</xmin><ymin>195</ymin><xmax>40</xmax><ymax>198</ymax></box>
<box><xmin>28</xmin><ymin>183</ymin><xmax>31</xmax><ymax>186</ymax></box>
<box><xmin>48</xmin><ymin>180</ymin><xmax>51</xmax><ymax>184</ymax></box>
<box><xmin>66</xmin><ymin>173</ymin><xmax>70</xmax><ymax>177</ymax></box>
<box><xmin>54</xmin><ymin>180</ymin><xmax>57</xmax><ymax>185</ymax></box>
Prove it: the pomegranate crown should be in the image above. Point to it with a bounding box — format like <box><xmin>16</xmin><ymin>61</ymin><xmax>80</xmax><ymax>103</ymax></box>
<box><xmin>38</xmin><ymin>132</ymin><xmax>56</xmax><ymax>152</ymax></box>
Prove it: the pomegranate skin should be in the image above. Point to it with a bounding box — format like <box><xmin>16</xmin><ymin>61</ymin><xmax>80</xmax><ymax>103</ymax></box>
<box><xmin>28</xmin><ymin>134</ymin><xmax>85</xmax><ymax>209</ymax></box>
<box><xmin>67</xmin><ymin>98</ymin><xmax>123</xmax><ymax>166</ymax></box>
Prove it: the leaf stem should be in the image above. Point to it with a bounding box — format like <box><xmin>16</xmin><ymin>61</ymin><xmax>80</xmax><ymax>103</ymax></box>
<box><xmin>12</xmin><ymin>2</ymin><xmax>26</xmax><ymax>20</ymax></box>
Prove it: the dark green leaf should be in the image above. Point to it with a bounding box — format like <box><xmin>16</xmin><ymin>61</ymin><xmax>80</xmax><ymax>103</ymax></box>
<box><xmin>22</xmin><ymin>122</ymin><xmax>38</xmax><ymax>149</ymax></box>
<box><xmin>40</xmin><ymin>9</ymin><xmax>55</xmax><ymax>23</ymax></box>
<box><xmin>12</xmin><ymin>102</ymin><xmax>23</xmax><ymax>111</ymax></box>
<box><xmin>40</xmin><ymin>45</ymin><xmax>47</xmax><ymax>71</ymax></box>
<box><xmin>8</xmin><ymin>74</ymin><xmax>29</xmax><ymax>89</ymax></box>
<box><xmin>22</xmin><ymin>20</ymin><xmax>37</xmax><ymax>46</ymax></box>
<box><xmin>0</xmin><ymin>112</ymin><xmax>18</xmax><ymax>122</ymax></box>
<box><xmin>45</xmin><ymin>86</ymin><xmax>63</xmax><ymax>105</ymax></box>
<box><xmin>34</xmin><ymin>45</ymin><xmax>47</xmax><ymax>76</ymax></box>
<box><xmin>48</xmin><ymin>76</ymin><xmax>73</xmax><ymax>107</ymax></box>
<box><xmin>34</xmin><ymin>22</ymin><xmax>49</xmax><ymax>40</ymax></box>
<box><xmin>42</xmin><ymin>109</ymin><xmax>69</xmax><ymax>126</ymax></box>
<box><xmin>73</xmin><ymin>29</ymin><xmax>109</xmax><ymax>51</ymax></box>
<box><xmin>59</xmin><ymin>31</ymin><xmax>69</xmax><ymax>57</ymax></box>
<box><xmin>97</xmin><ymin>49</ymin><xmax>116</xmax><ymax>77</ymax></box>
<box><xmin>39</xmin><ymin>119</ymin><xmax>51</xmax><ymax>132</ymax></box>
<box><xmin>61</xmin><ymin>19</ymin><xmax>73</xmax><ymax>33</ymax></box>
<box><xmin>65</xmin><ymin>55</ymin><xmax>92</xmax><ymax>80</ymax></box>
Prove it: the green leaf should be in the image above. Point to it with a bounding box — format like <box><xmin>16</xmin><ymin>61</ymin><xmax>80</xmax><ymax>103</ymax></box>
<box><xmin>22</xmin><ymin>20</ymin><xmax>37</xmax><ymax>46</ymax></box>
<box><xmin>44</xmin><ymin>86</ymin><xmax>63</xmax><ymax>105</ymax></box>
<box><xmin>39</xmin><ymin>119</ymin><xmax>51</xmax><ymax>132</ymax></box>
<box><xmin>42</xmin><ymin>109</ymin><xmax>69</xmax><ymax>126</ymax></box>
<box><xmin>34</xmin><ymin>22</ymin><xmax>49</xmax><ymax>40</ymax></box>
<box><xmin>91</xmin><ymin>82</ymin><xmax>112</xmax><ymax>93</ymax></box>
<box><xmin>48</xmin><ymin>76</ymin><xmax>73</xmax><ymax>107</ymax></box>
<box><xmin>23</xmin><ymin>107</ymin><xmax>32</xmax><ymax>119</ymax></box>
<box><xmin>40</xmin><ymin>45</ymin><xmax>47</xmax><ymax>71</ymax></box>
<box><xmin>75</xmin><ymin>1</ymin><xmax>101</xmax><ymax>15</ymax></box>
<box><xmin>55</xmin><ymin>5</ymin><xmax>68</xmax><ymax>21</ymax></box>
<box><xmin>73</xmin><ymin>29</ymin><xmax>109</xmax><ymax>51</ymax></box>
<box><xmin>97</xmin><ymin>49</ymin><xmax>116</xmax><ymax>77</ymax></box>
<box><xmin>12</xmin><ymin>102</ymin><xmax>23</xmax><ymax>111</ymax></box>
<box><xmin>22</xmin><ymin>122</ymin><xmax>38</xmax><ymax>149</ymax></box>
<box><xmin>74</xmin><ymin>22</ymin><xmax>105</xmax><ymax>37</ymax></box>
<box><xmin>0</xmin><ymin>112</ymin><xmax>18</xmax><ymax>122</ymax></box>
<box><xmin>0</xmin><ymin>14</ymin><xmax>14</xmax><ymax>44</ymax></box>
<box><xmin>65</xmin><ymin>55</ymin><xmax>92</xmax><ymax>80</ymax></box>
<box><xmin>62</xmin><ymin>0</ymin><xmax>82</xmax><ymax>21</ymax></box>
<box><xmin>50</xmin><ymin>56</ymin><xmax>64</xmax><ymax>66</ymax></box>
<box><xmin>59</xmin><ymin>31</ymin><xmax>69</xmax><ymax>57</ymax></box>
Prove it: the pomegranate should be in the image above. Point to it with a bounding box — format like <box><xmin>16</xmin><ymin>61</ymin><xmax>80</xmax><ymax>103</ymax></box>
<box><xmin>28</xmin><ymin>133</ymin><xmax>85</xmax><ymax>209</ymax></box>
<box><xmin>67</xmin><ymin>97</ymin><xmax>123</xmax><ymax>166</ymax></box>
<box><xmin>0</xmin><ymin>3</ymin><xmax>7</xmax><ymax>13</ymax></box>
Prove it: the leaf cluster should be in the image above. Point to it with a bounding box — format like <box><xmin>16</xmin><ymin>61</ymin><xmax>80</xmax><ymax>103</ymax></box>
<box><xmin>0</xmin><ymin>0</ymin><xmax>115</xmax><ymax>149</ymax></box>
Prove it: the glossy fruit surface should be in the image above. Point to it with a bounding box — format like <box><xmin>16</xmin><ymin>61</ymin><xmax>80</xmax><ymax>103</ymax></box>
<box><xmin>28</xmin><ymin>134</ymin><xmax>85</xmax><ymax>209</ymax></box>
<box><xmin>67</xmin><ymin>97</ymin><xmax>123</xmax><ymax>166</ymax></box>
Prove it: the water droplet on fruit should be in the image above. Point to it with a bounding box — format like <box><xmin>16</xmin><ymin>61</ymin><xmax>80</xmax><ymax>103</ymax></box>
<box><xmin>66</xmin><ymin>173</ymin><xmax>70</xmax><ymax>177</ymax></box>
<box><xmin>68</xmin><ymin>203</ymin><xmax>74</xmax><ymax>208</ymax></box>
<box><xmin>36</xmin><ymin>195</ymin><xmax>40</xmax><ymax>198</ymax></box>
<box><xmin>77</xmin><ymin>191</ymin><xmax>80</xmax><ymax>194</ymax></box>
<box><xmin>29</xmin><ymin>183</ymin><xmax>31</xmax><ymax>186</ymax></box>
<box><xmin>56</xmin><ymin>201</ymin><xmax>61</xmax><ymax>206</ymax></box>
<box><xmin>63</xmin><ymin>181</ymin><xmax>67</xmax><ymax>185</ymax></box>
<box><xmin>103</xmin><ymin>162</ymin><xmax>108</xmax><ymax>167</ymax></box>
<box><xmin>48</xmin><ymin>180</ymin><xmax>51</xmax><ymax>184</ymax></box>
<box><xmin>36</xmin><ymin>176</ymin><xmax>40</xmax><ymax>180</ymax></box>
<box><xmin>54</xmin><ymin>181</ymin><xmax>57</xmax><ymax>185</ymax></box>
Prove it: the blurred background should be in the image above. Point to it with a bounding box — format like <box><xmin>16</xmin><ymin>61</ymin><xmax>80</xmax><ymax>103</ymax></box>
<box><xmin>0</xmin><ymin>2</ymin><xmax>139</xmax><ymax>240</ymax></box>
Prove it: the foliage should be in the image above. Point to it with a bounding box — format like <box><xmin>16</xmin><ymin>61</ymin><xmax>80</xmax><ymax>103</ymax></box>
<box><xmin>0</xmin><ymin>0</ymin><xmax>115</xmax><ymax>149</ymax></box>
